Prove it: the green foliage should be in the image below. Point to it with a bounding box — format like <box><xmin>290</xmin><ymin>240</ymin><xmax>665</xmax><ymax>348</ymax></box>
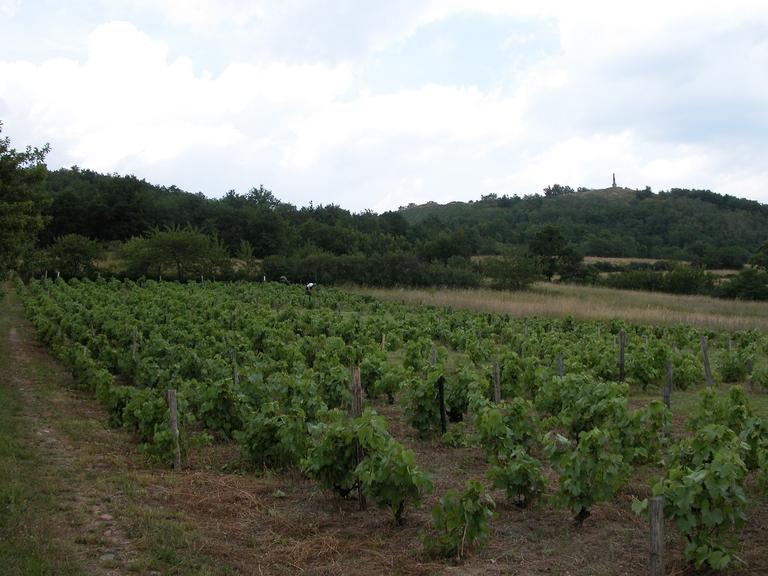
<box><xmin>538</xmin><ymin>374</ymin><xmax>629</xmax><ymax>438</ymax></box>
<box><xmin>612</xmin><ymin>400</ymin><xmax>669</xmax><ymax>464</ymax></box>
<box><xmin>441</xmin><ymin>421</ymin><xmax>469</xmax><ymax>447</ymax></box>
<box><xmin>474</xmin><ymin>398</ymin><xmax>539</xmax><ymax>461</ymax></box>
<box><xmin>486</xmin><ymin>447</ymin><xmax>547</xmax><ymax>507</ymax></box>
<box><xmin>0</xmin><ymin>123</ymin><xmax>50</xmax><ymax>280</ymax></box>
<box><xmin>312</xmin><ymin>357</ymin><xmax>354</xmax><ymax>409</ymax></box>
<box><xmin>359</xmin><ymin>344</ymin><xmax>388</xmax><ymax>398</ymax></box>
<box><xmin>378</xmin><ymin>363</ymin><xmax>413</xmax><ymax>404</ymax></box>
<box><xmin>671</xmin><ymin>350</ymin><xmax>703</xmax><ymax>390</ymax></box>
<box><xmin>422</xmin><ymin>480</ymin><xmax>495</xmax><ymax>559</ymax></box>
<box><xmin>758</xmin><ymin>451</ymin><xmax>768</xmax><ymax>497</ymax></box>
<box><xmin>119</xmin><ymin>224</ymin><xmax>233</xmax><ymax>281</ymax></box>
<box><xmin>49</xmin><ymin>234</ymin><xmax>105</xmax><ymax>278</ymax></box>
<box><xmin>634</xmin><ymin>424</ymin><xmax>748</xmax><ymax>570</ymax></box>
<box><xmin>300</xmin><ymin>409</ymin><xmax>358</xmax><ymax>498</ymax></box>
<box><xmin>545</xmin><ymin>427</ymin><xmax>632</xmax><ymax>523</ymax></box>
<box><xmin>719</xmin><ymin>268</ymin><xmax>768</xmax><ymax>300</ymax></box>
<box><xmin>122</xmin><ymin>387</ymin><xmax>189</xmax><ymax>464</ymax></box>
<box><xmin>716</xmin><ymin>348</ymin><xmax>751</xmax><ymax>383</ymax></box>
<box><xmin>402</xmin><ymin>369</ymin><xmax>442</xmax><ymax>435</ymax></box>
<box><xmin>356</xmin><ymin>415</ymin><xmax>434</xmax><ymax>524</ymax></box>
<box><xmin>445</xmin><ymin>362</ymin><xmax>485</xmax><ymax>420</ymax></box>
<box><xmin>626</xmin><ymin>340</ymin><xmax>667</xmax><ymax>390</ymax></box>
<box><xmin>602</xmin><ymin>265</ymin><xmax>716</xmax><ymax>295</ymax></box>
<box><xmin>483</xmin><ymin>247</ymin><xmax>541</xmax><ymax>290</ymax></box>
<box><xmin>751</xmin><ymin>365</ymin><xmax>768</xmax><ymax>390</ymax></box>
<box><xmin>686</xmin><ymin>386</ymin><xmax>752</xmax><ymax>435</ymax></box>
<box><xmin>528</xmin><ymin>225</ymin><xmax>583</xmax><ymax>282</ymax></box>
<box><xmin>235</xmin><ymin>402</ymin><xmax>308</xmax><ymax>469</ymax></box>
<box><xmin>191</xmin><ymin>378</ymin><xmax>244</xmax><ymax>439</ymax></box>
<box><xmin>98</xmin><ymin>383</ymin><xmax>138</xmax><ymax>428</ymax></box>
<box><xmin>402</xmin><ymin>337</ymin><xmax>435</xmax><ymax>372</ymax></box>
<box><xmin>748</xmin><ymin>238</ymin><xmax>768</xmax><ymax>271</ymax></box>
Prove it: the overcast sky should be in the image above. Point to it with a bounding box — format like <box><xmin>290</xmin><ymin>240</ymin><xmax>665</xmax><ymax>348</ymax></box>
<box><xmin>1</xmin><ymin>1</ymin><xmax>767</xmax><ymax>212</ymax></box>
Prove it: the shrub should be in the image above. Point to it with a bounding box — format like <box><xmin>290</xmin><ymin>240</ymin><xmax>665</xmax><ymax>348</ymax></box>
<box><xmin>422</xmin><ymin>480</ymin><xmax>495</xmax><ymax>559</ymax></box>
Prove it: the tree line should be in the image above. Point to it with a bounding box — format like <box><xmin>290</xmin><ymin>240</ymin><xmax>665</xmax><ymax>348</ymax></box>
<box><xmin>3</xmin><ymin>125</ymin><xmax>768</xmax><ymax>299</ymax></box>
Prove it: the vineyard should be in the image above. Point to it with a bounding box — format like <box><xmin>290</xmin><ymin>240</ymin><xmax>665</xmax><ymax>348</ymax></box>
<box><xmin>13</xmin><ymin>276</ymin><xmax>768</xmax><ymax>574</ymax></box>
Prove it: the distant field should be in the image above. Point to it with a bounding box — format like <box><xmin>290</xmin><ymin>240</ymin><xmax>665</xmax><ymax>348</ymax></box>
<box><xmin>354</xmin><ymin>282</ymin><xmax>768</xmax><ymax>332</ymax></box>
<box><xmin>582</xmin><ymin>256</ymin><xmax>661</xmax><ymax>265</ymax></box>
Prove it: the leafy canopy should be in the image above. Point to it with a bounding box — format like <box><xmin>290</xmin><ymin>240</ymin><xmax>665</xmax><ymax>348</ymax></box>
<box><xmin>0</xmin><ymin>122</ymin><xmax>51</xmax><ymax>279</ymax></box>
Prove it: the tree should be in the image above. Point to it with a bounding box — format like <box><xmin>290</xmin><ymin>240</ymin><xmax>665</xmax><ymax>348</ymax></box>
<box><xmin>50</xmin><ymin>234</ymin><xmax>105</xmax><ymax>278</ymax></box>
<box><xmin>236</xmin><ymin>239</ymin><xmax>260</xmax><ymax>280</ymax></box>
<box><xmin>528</xmin><ymin>226</ymin><xmax>584</xmax><ymax>281</ymax></box>
<box><xmin>148</xmin><ymin>224</ymin><xmax>210</xmax><ymax>281</ymax></box>
<box><xmin>0</xmin><ymin>122</ymin><xmax>50</xmax><ymax>278</ymax></box>
<box><xmin>483</xmin><ymin>247</ymin><xmax>541</xmax><ymax>290</ymax></box>
<box><xmin>749</xmin><ymin>239</ymin><xmax>768</xmax><ymax>272</ymax></box>
<box><xmin>543</xmin><ymin>184</ymin><xmax>575</xmax><ymax>197</ymax></box>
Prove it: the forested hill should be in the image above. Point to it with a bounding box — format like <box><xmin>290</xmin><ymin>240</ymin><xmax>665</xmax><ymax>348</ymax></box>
<box><xmin>41</xmin><ymin>167</ymin><xmax>768</xmax><ymax>268</ymax></box>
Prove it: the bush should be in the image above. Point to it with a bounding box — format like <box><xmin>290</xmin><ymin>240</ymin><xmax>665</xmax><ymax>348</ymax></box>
<box><xmin>545</xmin><ymin>427</ymin><xmax>632</xmax><ymax>524</ymax></box>
<box><xmin>356</xmin><ymin>412</ymin><xmax>434</xmax><ymax>524</ymax></box>
<box><xmin>402</xmin><ymin>369</ymin><xmax>443</xmax><ymax>435</ymax></box>
<box><xmin>235</xmin><ymin>402</ymin><xmax>308</xmax><ymax>468</ymax></box>
<box><xmin>300</xmin><ymin>409</ymin><xmax>358</xmax><ymax>498</ymax></box>
<box><xmin>486</xmin><ymin>447</ymin><xmax>547</xmax><ymax>507</ymax></box>
<box><xmin>634</xmin><ymin>425</ymin><xmax>748</xmax><ymax>570</ymax></box>
<box><xmin>422</xmin><ymin>480</ymin><xmax>495</xmax><ymax>559</ymax></box>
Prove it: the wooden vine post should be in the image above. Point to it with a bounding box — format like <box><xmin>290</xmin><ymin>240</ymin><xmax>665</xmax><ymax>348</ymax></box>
<box><xmin>350</xmin><ymin>366</ymin><xmax>366</xmax><ymax>511</ymax></box>
<box><xmin>649</xmin><ymin>497</ymin><xmax>664</xmax><ymax>576</ymax></box>
<box><xmin>167</xmin><ymin>389</ymin><xmax>182</xmax><ymax>470</ymax></box>
<box><xmin>557</xmin><ymin>352</ymin><xmax>564</xmax><ymax>378</ymax></box>
<box><xmin>437</xmin><ymin>375</ymin><xmax>447</xmax><ymax>435</ymax></box>
<box><xmin>430</xmin><ymin>345</ymin><xmax>437</xmax><ymax>367</ymax></box>
<box><xmin>231</xmin><ymin>350</ymin><xmax>239</xmax><ymax>385</ymax></box>
<box><xmin>664</xmin><ymin>360</ymin><xmax>673</xmax><ymax>410</ymax></box>
<box><xmin>619</xmin><ymin>329</ymin><xmax>626</xmax><ymax>383</ymax></box>
<box><xmin>492</xmin><ymin>361</ymin><xmax>501</xmax><ymax>404</ymax></box>
<box><xmin>700</xmin><ymin>335</ymin><xmax>714</xmax><ymax>386</ymax></box>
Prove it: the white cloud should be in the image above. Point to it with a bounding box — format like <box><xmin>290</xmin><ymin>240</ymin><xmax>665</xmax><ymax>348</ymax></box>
<box><xmin>3</xmin><ymin>3</ymin><xmax>768</xmax><ymax>211</ymax></box>
<box><xmin>0</xmin><ymin>0</ymin><xmax>22</xmax><ymax>17</ymax></box>
<box><xmin>0</xmin><ymin>21</ymin><xmax>353</xmax><ymax>173</ymax></box>
<box><xmin>285</xmin><ymin>84</ymin><xmax>525</xmax><ymax>169</ymax></box>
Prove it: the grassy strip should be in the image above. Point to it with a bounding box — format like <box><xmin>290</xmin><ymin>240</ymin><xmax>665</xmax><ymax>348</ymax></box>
<box><xmin>1</xmin><ymin>284</ymin><xmax>235</xmax><ymax>575</ymax></box>
<box><xmin>355</xmin><ymin>283</ymin><xmax>768</xmax><ymax>332</ymax></box>
<box><xmin>0</xmin><ymin>288</ymin><xmax>82</xmax><ymax>575</ymax></box>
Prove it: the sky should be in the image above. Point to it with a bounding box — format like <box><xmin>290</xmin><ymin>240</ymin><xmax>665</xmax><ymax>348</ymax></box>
<box><xmin>1</xmin><ymin>1</ymin><xmax>768</xmax><ymax>213</ymax></box>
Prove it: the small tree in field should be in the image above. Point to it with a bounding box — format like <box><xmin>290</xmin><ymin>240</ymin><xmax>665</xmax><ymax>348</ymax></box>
<box><xmin>50</xmin><ymin>234</ymin><xmax>105</xmax><ymax>277</ymax></box>
<box><xmin>483</xmin><ymin>247</ymin><xmax>541</xmax><ymax>290</ymax></box>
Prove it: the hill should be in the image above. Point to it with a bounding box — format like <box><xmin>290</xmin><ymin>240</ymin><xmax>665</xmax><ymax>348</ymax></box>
<box><xmin>396</xmin><ymin>186</ymin><xmax>768</xmax><ymax>268</ymax></box>
<box><xmin>38</xmin><ymin>168</ymin><xmax>768</xmax><ymax>271</ymax></box>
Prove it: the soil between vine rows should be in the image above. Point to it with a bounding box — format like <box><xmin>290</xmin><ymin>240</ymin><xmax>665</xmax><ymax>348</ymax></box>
<box><xmin>160</xmin><ymin>392</ymin><xmax>768</xmax><ymax>576</ymax></box>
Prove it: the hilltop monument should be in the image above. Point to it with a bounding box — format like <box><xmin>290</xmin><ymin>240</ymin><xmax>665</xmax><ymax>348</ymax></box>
<box><xmin>612</xmin><ymin>173</ymin><xmax>616</xmax><ymax>187</ymax></box>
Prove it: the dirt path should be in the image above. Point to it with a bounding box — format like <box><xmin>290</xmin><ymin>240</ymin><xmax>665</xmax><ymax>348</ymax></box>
<box><xmin>1</xmin><ymin>290</ymin><xmax>141</xmax><ymax>575</ymax></box>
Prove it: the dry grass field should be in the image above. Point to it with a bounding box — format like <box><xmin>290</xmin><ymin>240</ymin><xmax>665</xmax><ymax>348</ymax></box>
<box><xmin>354</xmin><ymin>283</ymin><xmax>768</xmax><ymax>333</ymax></box>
